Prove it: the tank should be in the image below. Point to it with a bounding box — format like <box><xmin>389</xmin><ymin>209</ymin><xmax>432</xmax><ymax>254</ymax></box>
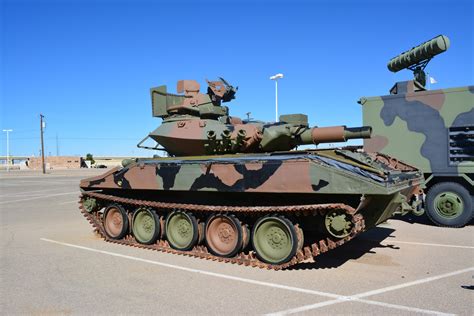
<box><xmin>361</xmin><ymin>35</ymin><xmax>473</xmax><ymax>228</ymax></box>
<box><xmin>79</xmin><ymin>77</ymin><xmax>424</xmax><ymax>269</ymax></box>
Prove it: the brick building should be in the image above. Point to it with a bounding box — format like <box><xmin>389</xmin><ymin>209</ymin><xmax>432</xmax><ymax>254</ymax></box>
<box><xmin>27</xmin><ymin>156</ymin><xmax>83</xmax><ymax>170</ymax></box>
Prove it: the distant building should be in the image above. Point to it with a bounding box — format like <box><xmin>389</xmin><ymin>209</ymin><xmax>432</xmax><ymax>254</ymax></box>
<box><xmin>27</xmin><ymin>156</ymin><xmax>83</xmax><ymax>169</ymax></box>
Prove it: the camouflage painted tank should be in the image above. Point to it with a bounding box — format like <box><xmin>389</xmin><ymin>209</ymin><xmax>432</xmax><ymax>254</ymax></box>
<box><xmin>361</xmin><ymin>35</ymin><xmax>473</xmax><ymax>227</ymax></box>
<box><xmin>79</xmin><ymin>78</ymin><xmax>424</xmax><ymax>269</ymax></box>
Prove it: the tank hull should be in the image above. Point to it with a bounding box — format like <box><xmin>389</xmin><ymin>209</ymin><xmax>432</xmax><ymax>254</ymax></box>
<box><xmin>79</xmin><ymin>149</ymin><xmax>423</xmax><ymax>269</ymax></box>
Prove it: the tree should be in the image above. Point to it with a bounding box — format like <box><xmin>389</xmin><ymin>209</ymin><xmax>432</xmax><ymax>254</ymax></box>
<box><xmin>85</xmin><ymin>153</ymin><xmax>95</xmax><ymax>165</ymax></box>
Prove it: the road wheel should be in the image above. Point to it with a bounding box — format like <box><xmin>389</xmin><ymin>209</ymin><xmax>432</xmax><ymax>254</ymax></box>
<box><xmin>252</xmin><ymin>216</ymin><xmax>298</xmax><ymax>265</ymax></box>
<box><xmin>165</xmin><ymin>211</ymin><xmax>199</xmax><ymax>251</ymax></box>
<box><xmin>132</xmin><ymin>208</ymin><xmax>160</xmax><ymax>245</ymax></box>
<box><xmin>205</xmin><ymin>214</ymin><xmax>243</xmax><ymax>257</ymax></box>
<box><xmin>103</xmin><ymin>204</ymin><xmax>129</xmax><ymax>239</ymax></box>
<box><xmin>426</xmin><ymin>182</ymin><xmax>473</xmax><ymax>227</ymax></box>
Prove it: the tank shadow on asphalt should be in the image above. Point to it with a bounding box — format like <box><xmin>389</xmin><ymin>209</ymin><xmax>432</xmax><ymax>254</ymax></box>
<box><xmin>288</xmin><ymin>227</ymin><xmax>397</xmax><ymax>270</ymax></box>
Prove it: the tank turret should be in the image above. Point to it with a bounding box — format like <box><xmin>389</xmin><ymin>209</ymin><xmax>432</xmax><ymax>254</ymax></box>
<box><xmin>139</xmin><ymin>78</ymin><xmax>371</xmax><ymax>156</ymax></box>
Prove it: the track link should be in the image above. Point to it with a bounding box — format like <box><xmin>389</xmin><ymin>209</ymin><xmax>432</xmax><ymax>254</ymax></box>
<box><xmin>79</xmin><ymin>191</ymin><xmax>365</xmax><ymax>270</ymax></box>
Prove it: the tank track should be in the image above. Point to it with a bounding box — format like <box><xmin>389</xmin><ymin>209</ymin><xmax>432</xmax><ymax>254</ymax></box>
<box><xmin>79</xmin><ymin>191</ymin><xmax>365</xmax><ymax>270</ymax></box>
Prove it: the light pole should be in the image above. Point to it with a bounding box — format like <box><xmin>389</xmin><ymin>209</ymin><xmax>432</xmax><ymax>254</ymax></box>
<box><xmin>270</xmin><ymin>73</ymin><xmax>284</xmax><ymax>122</ymax></box>
<box><xmin>2</xmin><ymin>129</ymin><xmax>13</xmax><ymax>172</ymax></box>
<box><xmin>246</xmin><ymin>112</ymin><xmax>252</xmax><ymax>122</ymax></box>
<box><xmin>40</xmin><ymin>114</ymin><xmax>46</xmax><ymax>174</ymax></box>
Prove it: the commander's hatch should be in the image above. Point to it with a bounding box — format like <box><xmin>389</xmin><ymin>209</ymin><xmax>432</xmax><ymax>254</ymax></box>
<box><xmin>150</xmin><ymin>85</ymin><xmax>187</xmax><ymax>118</ymax></box>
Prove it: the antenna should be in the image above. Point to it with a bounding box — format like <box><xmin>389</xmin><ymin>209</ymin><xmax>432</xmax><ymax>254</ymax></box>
<box><xmin>56</xmin><ymin>133</ymin><xmax>60</xmax><ymax>156</ymax></box>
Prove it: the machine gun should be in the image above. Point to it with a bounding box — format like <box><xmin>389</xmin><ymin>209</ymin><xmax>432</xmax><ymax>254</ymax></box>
<box><xmin>387</xmin><ymin>35</ymin><xmax>450</xmax><ymax>87</ymax></box>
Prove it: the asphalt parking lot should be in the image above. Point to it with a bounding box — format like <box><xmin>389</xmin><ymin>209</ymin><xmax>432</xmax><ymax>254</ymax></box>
<box><xmin>1</xmin><ymin>169</ymin><xmax>473</xmax><ymax>315</ymax></box>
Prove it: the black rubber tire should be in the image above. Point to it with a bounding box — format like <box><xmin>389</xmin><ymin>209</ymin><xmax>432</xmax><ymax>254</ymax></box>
<box><xmin>103</xmin><ymin>204</ymin><xmax>129</xmax><ymax>239</ymax></box>
<box><xmin>425</xmin><ymin>182</ymin><xmax>473</xmax><ymax>228</ymax></box>
<box><xmin>132</xmin><ymin>208</ymin><xmax>161</xmax><ymax>245</ymax></box>
<box><xmin>251</xmin><ymin>215</ymin><xmax>298</xmax><ymax>265</ymax></box>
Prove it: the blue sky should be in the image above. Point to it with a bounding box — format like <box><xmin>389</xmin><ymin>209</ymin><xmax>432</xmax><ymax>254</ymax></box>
<box><xmin>1</xmin><ymin>0</ymin><xmax>473</xmax><ymax>157</ymax></box>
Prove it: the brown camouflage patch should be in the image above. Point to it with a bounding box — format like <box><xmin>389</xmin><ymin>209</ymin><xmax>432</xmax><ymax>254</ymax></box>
<box><xmin>249</xmin><ymin>160</ymin><xmax>313</xmax><ymax>193</ymax></box>
<box><xmin>80</xmin><ymin>167</ymin><xmax>121</xmax><ymax>189</ymax></box>
<box><xmin>209</xmin><ymin>164</ymin><xmax>243</xmax><ymax>187</ymax></box>
<box><xmin>406</xmin><ymin>91</ymin><xmax>445</xmax><ymax>110</ymax></box>
<box><xmin>364</xmin><ymin>135</ymin><xmax>389</xmax><ymax>152</ymax></box>
<box><xmin>125</xmin><ymin>165</ymin><xmax>160</xmax><ymax>189</ymax></box>
<box><xmin>244</xmin><ymin>162</ymin><xmax>264</xmax><ymax>171</ymax></box>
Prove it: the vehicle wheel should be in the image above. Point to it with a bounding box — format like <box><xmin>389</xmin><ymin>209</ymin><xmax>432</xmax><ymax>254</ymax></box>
<box><xmin>324</xmin><ymin>210</ymin><xmax>353</xmax><ymax>238</ymax></box>
<box><xmin>251</xmin><ymin>216</ymin><xmax>298</xmax><ymax>265</ymax></box>
<box><xmin>205</xmin><ymin>214</ymin><xmax>243</xmax><ymax>257</ymax></box>
<box><xmin>165</xmin><ymin>211</ymin><xmax>199</xmax><ymax>251</ymax></box>
<box><xmin>103</xmin><ymin>204</ymin><xmax>129</xmax><ymax>239</ymax></box>
<box><xmin>132</xmin><ymin>208</ymin><xmax>161</xmax><ymax>245</ymax></box>
<box><xmin>426</xmin><ymin>182</ymin><xmax>473</xmax><ymax>227</ymax></box>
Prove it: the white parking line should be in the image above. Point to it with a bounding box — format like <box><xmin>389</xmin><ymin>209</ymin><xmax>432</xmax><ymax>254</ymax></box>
<box><xmin>269</xmin><ymin>266</ymin><xmax>473</xmax><ymax>315</ymax></box>
<box><xmin>0</xmin><ymin>192</ymin><xmax>78</xmax><ymax>204</ymax></box>
<box><xmin>379</xmin><ymin>240</ymin><xmax>474</xmax><ymax>249</ymax></box>
<box><xmin>267</xmin><ymin>298</ymin><xmax>453</xmax><ymax>316</ymax></box>
<box><xmin>40</xmin><ymin>238</ymin><xmax>344</xmax><ymax>299</ymax></box>
<box><xmin>352</xmin><ymin>266</ymin><xmax>474</xmax><ymax>298</ymax></box>
<box><xmin>41</xmin><ymin>238</ymin><xmax>463</xmax><ymax>315</ymax></box>
<box><xmin>355</xmin><ymin>299</ymin><xmax>454</xmax><ymax>316</ymax></box>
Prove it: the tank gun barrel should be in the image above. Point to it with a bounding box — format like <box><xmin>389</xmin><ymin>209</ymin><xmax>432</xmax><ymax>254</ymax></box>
<box><xmin>299</xmin><ymin>125</ymin><xmax>372</xmax><ymax>145</ymax></box>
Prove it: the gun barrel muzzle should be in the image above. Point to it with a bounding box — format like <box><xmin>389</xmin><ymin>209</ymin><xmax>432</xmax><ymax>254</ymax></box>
<box><xmin>344</xmin><ymin>126</ymin><xmax>372</xmax><ymax>140</ymax></box>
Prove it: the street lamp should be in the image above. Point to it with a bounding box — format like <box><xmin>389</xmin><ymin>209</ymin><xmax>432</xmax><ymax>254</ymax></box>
<box><xmin>2</xmin><ymin>129</ymin><xmax>13</xmax><ymax>172</ymax></box>
<box><xmin>270</xmin><ymin>73</ymin><xmax>284</xmax><ymax>122</ymax></box>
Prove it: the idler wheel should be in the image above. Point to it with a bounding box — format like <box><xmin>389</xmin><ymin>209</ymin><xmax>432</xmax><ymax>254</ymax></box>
<box><xmin>165</xmin><ymin>211</ymin><xmax>199</xmax><ymax>251</ymax></box>
<box><xmin>132</xmin><ymin>208</ymin><xmax>160</xmax><ymax>245</ymax></box>
<box><xmin>324</xmin><ymin>210</ymin><xmax>353</xmax><ymax>239</ymax></box>
<box><xmin>252</xmin><ymin>216</ymin><xmax>298</xmax><ymax>265</ymax></box>
<box><xmin>205</xmin><ymin>214</ymin><xmax>244</xmax><ymax>257</ymax></box>
<box><xmin>103</xmin><ymin>204</ymin><xmax>129</xmax><ymax>239</ymax></box>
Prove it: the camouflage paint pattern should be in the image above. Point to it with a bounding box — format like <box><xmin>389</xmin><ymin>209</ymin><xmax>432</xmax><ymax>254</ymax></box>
<box><xmin>145</xmin><ymin>78</ymin><xmax>372</xmax><ymax>156</ymax></box>
<box><xmin>81</xmin><ymin>149</ymin><xmax>423</xmax><ymax>227</ymax></box>
<box><xmin>360</xmin><ymin>35</ymin><xmax>473</xmax><ymax>227</ymax></box>
<box><xmin>77</xmin><ymin>74</ymin><xmax>431</xmax><ymax>268</ymax></box>
<box><xmin>361</xmin><ymin>81</ymin><xmax>474</xmax><ymax>181</ymax></box>
<box><xmin>81</xmin><ymin>150</ymin><xmax>419</xmax><ymax>194</ymax></box>
<box><xmin>120</xmin><ymin>77</ymin><xmax>425</xmax><ymax>225</ymax></box>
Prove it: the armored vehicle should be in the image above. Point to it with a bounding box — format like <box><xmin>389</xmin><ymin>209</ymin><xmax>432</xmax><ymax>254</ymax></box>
<box><xmin>360</xmin><ymin>35</ymin><xmax>473</xmax><ymax>227</ymax></box>
<box><xmin>79</xmin><ymin>78</ymin><xmax>424</xmax><ymax>269</ymax></box>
